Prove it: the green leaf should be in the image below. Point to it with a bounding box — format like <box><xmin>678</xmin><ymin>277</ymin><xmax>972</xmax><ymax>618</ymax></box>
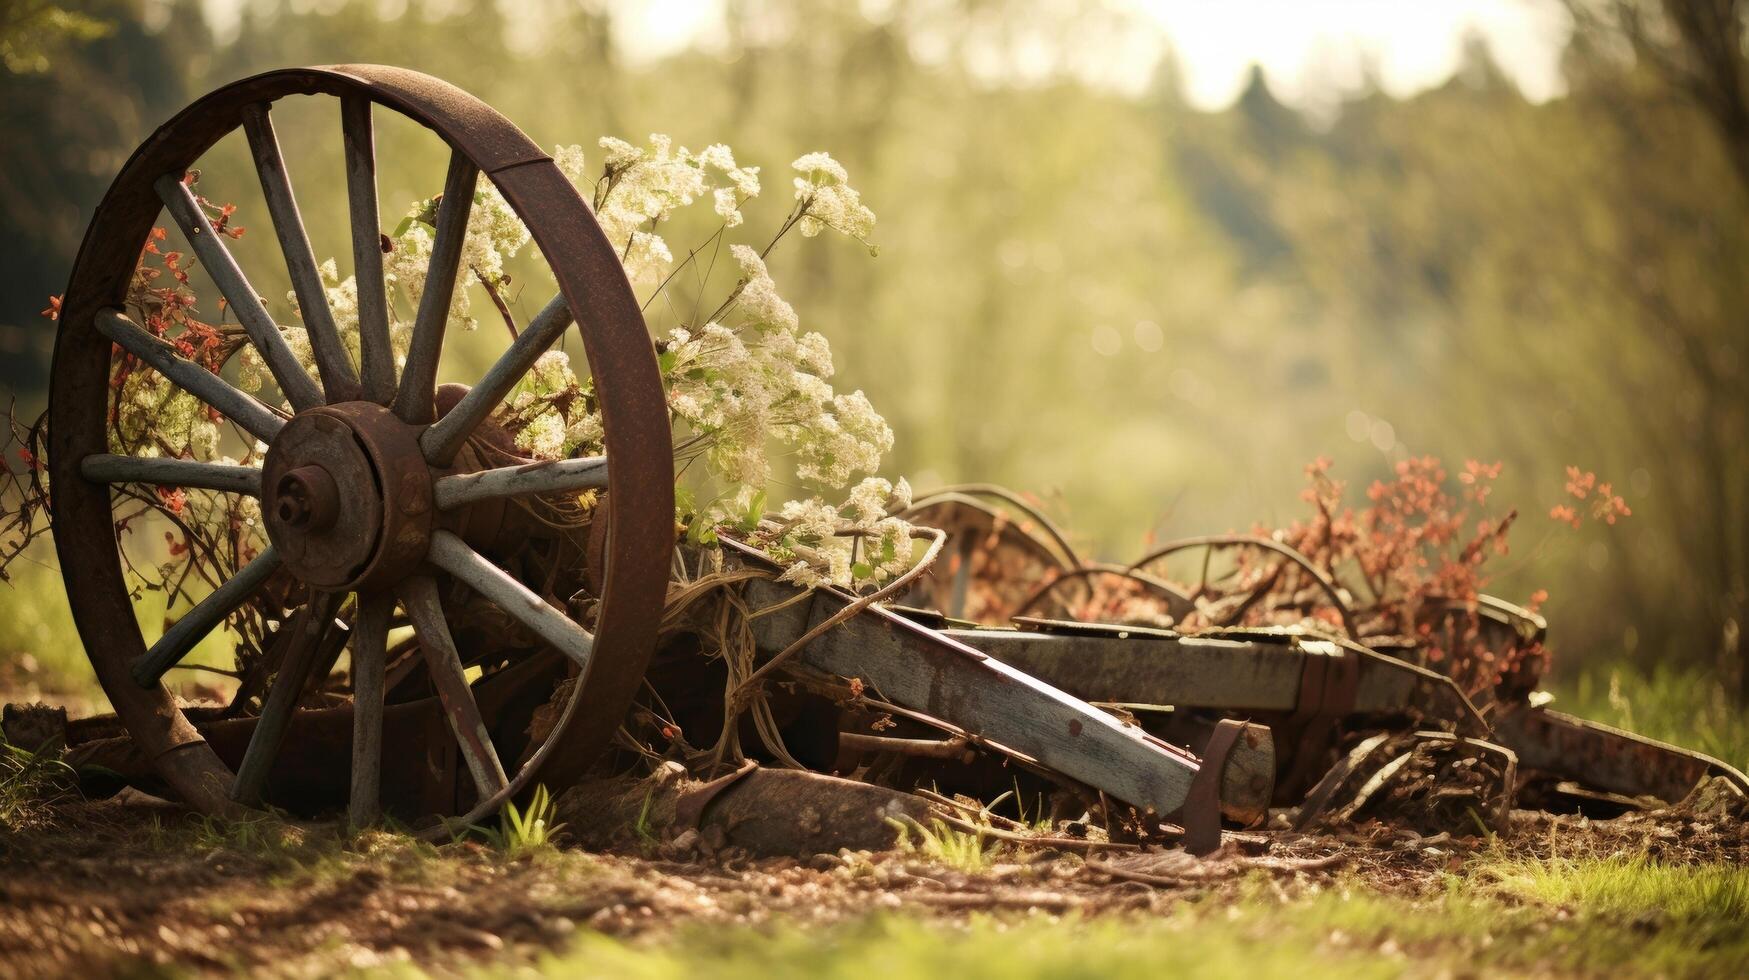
<box><xmin>740</xmin><ymin>490</ymin><xmax>767</xmax><ymax>531</ymax></box>
<box><xmin>852</xmin><ymin>562</ymin><xmax>875</xmax><ymax>580</ymax></box>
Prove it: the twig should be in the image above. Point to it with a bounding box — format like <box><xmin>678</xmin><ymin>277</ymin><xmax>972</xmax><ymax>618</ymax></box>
<box><xmin>839</xmin><ymin>732</ymin><xmax>974</xmax><ymax>761</ymax></box>
<box><xmin>472</xmin><ymin>265</ymin><xmax>519</xmax><ymax>340</ymax></box>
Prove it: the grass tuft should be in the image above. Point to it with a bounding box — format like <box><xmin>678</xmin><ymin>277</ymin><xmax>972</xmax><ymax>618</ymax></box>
<box><xmin>888</xmin><ymin>816</ymin><xmax>991</xmax><ymax>872</ymax></box>
<box><xmin>0</xmin><ymin>730</ymin><xmax>75</xmax><ymax>830</ymax></box>
<box><xmin>472</xmin><ymin>784</ymin><xmax>565</xmax><ymax>860</ymax></box>
<box><xmin>1471</xmin><ymin>851</ymin><xmax>1749</xmax><ymax>924</ymax></box>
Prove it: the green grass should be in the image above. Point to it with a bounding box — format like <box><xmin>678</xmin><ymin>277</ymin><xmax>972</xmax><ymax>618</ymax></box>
<box><xmin>890</xmin><ymin>816</ymin><xmax>994</xmax><ymax>873</ymax></box>
<box><xmin>1473</xmin><ymin>851</ymin><xmax>1749</xmax><ymax>925</ymax></box>
<box><xmin>0</xmin><ymin>552</ymin><xmax>254</xmax><ymax>712</ymax></box>
<box><xmin>468</xmin><ymin>854</ymin><xmax>1749</xmax><ymax>980</ymax></box>
<box><xmin>1549</xmin><ymin>662</ymin><xmax>1749</xmax><ymax>770</ymax></box>
<box><xmin>0</xmin><ymin>728</ymin><xmax>76</xmax><ymax>830</ymax></box>
<box><xmin>466</xmin><ymin>784</ymin><xmax>566</xmax><ymax>860</ymax></box>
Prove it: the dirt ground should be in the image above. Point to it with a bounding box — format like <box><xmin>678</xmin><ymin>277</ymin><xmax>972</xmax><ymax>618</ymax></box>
<box><xmin>2</xmin><ymin>790</ymin><xmax>1745</xmax><ymax>978</ymax></box>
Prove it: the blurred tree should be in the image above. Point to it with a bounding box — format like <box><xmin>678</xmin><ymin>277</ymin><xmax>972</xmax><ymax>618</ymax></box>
<box><xmin>4</xmin><ymin>0</ymin><xmax>1745</xmax><ymax>696</ymax></box>
<box><xmin>1571</xmin><ymin>0</ymin><xmax>1749</xmax><ymax>188</ymax></box>
<box><xmin>1563</xmin><ymin>0</ymin><xmax>1749</xmax><ymax>698</ymax></box>
<box><xmin>0</xmin><ymin>0</ymin><xmax>200</xmax><ymax>398</ymax></box>
<box><xmin>0</xmin><ymin>0</ymin><xmax>110</xmax><ymax>75</ymax></box>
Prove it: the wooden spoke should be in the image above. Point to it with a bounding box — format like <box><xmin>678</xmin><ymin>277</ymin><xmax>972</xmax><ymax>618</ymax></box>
<box><xmin>241</xmin><ymin>102</ymin><xmax>361</xmax><ymax>403</ymax></box>
<box><xmin>342</xmin><ymin>96</ymin><xmax>395</xmax><ymax>405</ymax></box>
<box><xmin>96</xmin><ymin>309</ymin><xmax>285</xmax><ymax>443</ymax></box>
<box><xmin>420</xmin><ymin>291</ymin><xmax>572</xmax><ymax>465</ymax></box>
<box><xmin>431</xmin><ymin>455</ymin><xmax>606</xmax><ymax>511</ymax></box>
<box><xmin>426</xmin><ymin>529</ymin><xmax>595</xmax><ymax>670</ymax></box>
<box><xmin>397</xmin><ymin>574</ymin><xmax>509</xmax><ymax>799</ymax></box>
<box><xmin>131</xmin><ymin>547</ymin><xmax>281</xmax><ymax>687</ymax></box>
<box><xmin>81</xmin><ymin>454</ymin><xmax>261</xmax><ymax>496</ymax></box>
<box><xmin>155</xmin><ymin>174</ymin><xmax>324</xmax><ymax>412</ymax></box>
<box><xmin>231</xmin><ymin>590</ymin><xmax>345</xmax><ymax>806</ymax></box>
<box><xmin>348</xmin><ymin>591</ymin><xmax>393</xmax><ymax>826</ymax></box>
<box><xmin>395</xmin><ymin>151</ymin><xmax>478</xmax><ymax>425</ymax></box>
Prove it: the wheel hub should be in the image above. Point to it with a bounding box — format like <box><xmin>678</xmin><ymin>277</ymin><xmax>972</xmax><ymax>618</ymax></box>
<box><xmin>274</xmin><ymin>465</ymin><xmax>340</xmax><ymax>530</ymax></box>
<box><xmin>261</xmin><ymin>402</ymin><xmax>434</xmax><ymax>590</ymax></box>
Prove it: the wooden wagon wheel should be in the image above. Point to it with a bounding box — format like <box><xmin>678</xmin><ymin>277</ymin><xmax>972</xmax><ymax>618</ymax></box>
<box><xmin>48</xmin><ymin>66</ymin><xmax>673</xmax><ymax>830</ymax></box>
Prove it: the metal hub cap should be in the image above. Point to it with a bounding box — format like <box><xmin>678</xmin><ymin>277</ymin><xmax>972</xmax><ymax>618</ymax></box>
<box><xmin>260</xmin><ymin>402</ymin><xmax>432</xmax><ymax>590</ymax></box>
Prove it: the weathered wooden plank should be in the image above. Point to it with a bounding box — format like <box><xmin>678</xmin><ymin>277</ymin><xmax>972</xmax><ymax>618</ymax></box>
<box><xmin>342</xmin><ymin>96</ymin><xmax>395</xmax><ymax>404</ymax></box>
<box><xmin>130</xmin><ymin>547</ymin><xmax>281</xmax><ymax>687</ymax></box>
<box><xmin>1492</xmin><ymin>703</ymin><xmax>1749</xmax><ymax>803</ymax></box>
<box><xmin>395</xmin><ymin>151</ymin><xmax>477</xmax><ymax>424</ymax></box>
<box><xmin>96</xmin><ymin>309</ymin><xmax>285</xmax><ymax>442</ymax></box>
<box><xmin>741</xmin><ymin>578</ymin><xmax>1210</xmax><ymax>817</ymax></box>
<box><xmin>81</xmin><ymin>454</ymin><xmax>261</xmax><ymax>496</ymax></box>
<box><xmin>426</xmin><ymin>530</ymin><xmax>593</xmax><ymax>669</ymax></box>
<box><xmin>241</xmin><ymin>102</ymin><xmax>359</xmax><ymax>403</ymax></box>
<box><xmin>947</xmin><ymin>625</ymin><xmax>1485</xmax><ymax>732</ymax></box>
<box><xmin>398</xmin><ymin>573</ymin><xmax>509</xmax><ymax>799</ymax></box>
<box><xmin>420</xmin><ymin>291</ymin><xmax>572</xmax><ymax>465</ymax></box>
<box><xmin>430</xmin><ymin>456</ymin><xmax>606</xmax><ymax>510</ymax></box>
<box><xmin>348</xmin><ymin>591</ymin><xmax>393</xmax><ymax>826</ymax></box>
<box><xmin>155</xmin><ymin>173</ymin><xmax>324</xmax><ymax>411</ymax></box>
<box><xmin>954</xmin><ymin>629</ymin><xmax>1301</xmax><ymax>710</ymax></box>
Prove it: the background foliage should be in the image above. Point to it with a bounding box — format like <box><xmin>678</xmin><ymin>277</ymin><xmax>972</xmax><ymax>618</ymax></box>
<box><xmin>1</xmin><ymin>0</ymin><xmax>1744</xmax><ymax>704</ymax></box>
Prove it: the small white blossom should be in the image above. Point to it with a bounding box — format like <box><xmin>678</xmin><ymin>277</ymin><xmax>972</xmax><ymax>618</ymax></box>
<box><xmin>780</xmin><ymin>497</ymin><xmax>840</xmax><ymax>546</ymax></box>
<box><xmin>778</xmin><ymin>560</ymin><xmax>828</xmax><ymax>589</ymax></box>
<box><xmin>730</xmin><ymin>245</ymin><xmax>798</xmax><ymax>332</ymax></box>
<box><xmin>598</xmin><ymin>136</ymin><xmax>642</xmax><ymax>169</ymax></box>
<box><xmin>553</xmin><ymin>144</ymin><xmax>589</xmax><ymax>184</ymax></box>
<box><xmin>713</xmin><ymin>187</ymin><xmax>744</xmax><ymax>227</ymax></box>
<box><xmin>189</xmin><ymin>419</ymin><xmax>220</xmax><ymax>461</ymax></box>
<box><xmin>515</xmin><ymin>411</ymin><xmax>566</xmax><ymax>459</ymax></box>
<box><xmin>792</xmin><ymin>151</ymin><xmax>876</xmax><ymax>243</ymax></box>
<box><xmin>622</xmin><ymin>230</ymin><xmax>674</xmax><ymax>283</ymax></box>
<box><xmin>844</xmin><ymin>477</ymin><xmax>897</xmax><ymax>526</ymax></box>
<box><xmin>791</xmin><ymin>152</ymin><xmax>849</xmax><ymax>185</ymax></box>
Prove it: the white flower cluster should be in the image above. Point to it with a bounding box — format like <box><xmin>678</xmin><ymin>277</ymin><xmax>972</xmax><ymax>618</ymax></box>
<box><xmin>772</xmin><ymin>476</ymin><xmax>915</xmax><ymax>589</ymax></box>
<box><xmin>792</xmin><ymin>152</ymin><xmax>876</xmax><ymax>245</ymax></box>
<box><xmin>110</xmin><ymin>353</ymin><xmax>263</xmax><ymax>534</ymax></box>
<box><xmin>574</xmin><ymin>137</ymin><xmax>902</xmax><ymax>588</ymax></box>
<box><xmin>383</xmin><ymin>176</ymin><xmax>529</xmax><ymax>337</ymax></box>
<box><xmin>661</xmin><ymin>243</ymin><xmax>891</xmax><ymax>496</ymax></box>
<box><xmin>111</xmin><ymin>369</ymin><xmax>203</xmax><ymax>458</ymax></box>
<box><xmin>258</xmin><ymin>176</ymin><xmax>534</xmax><ymax>408</ymax></box>
<box><xmin>505</xmin><ymin>349</ymin><xmax>602</xmax><ymax>460</ymax></box>
<box><xmin>573</xmin><ymin>136</ymin><xmax>762</xmax><ymax>283</ymax></box>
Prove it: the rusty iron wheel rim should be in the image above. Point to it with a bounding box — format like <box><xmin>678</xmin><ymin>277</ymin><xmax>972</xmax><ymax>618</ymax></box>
<box><xmin>48</xmin><ymin>65</ymin><xmax>674</xmax><ymax>830</ymax></box>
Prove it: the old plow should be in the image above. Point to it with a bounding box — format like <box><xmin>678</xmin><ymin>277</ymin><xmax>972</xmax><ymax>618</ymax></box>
<box><xmin>18</xmin><ymin>65</ymin><xmax>1746</xmax><ymax>856</ymax></box>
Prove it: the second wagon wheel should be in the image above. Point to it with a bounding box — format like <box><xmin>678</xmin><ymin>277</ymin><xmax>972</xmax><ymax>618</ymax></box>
<box><xmin>48</xmin><ymin>66</ymin><xmax>674</xmax><ymax>830</ymax></box>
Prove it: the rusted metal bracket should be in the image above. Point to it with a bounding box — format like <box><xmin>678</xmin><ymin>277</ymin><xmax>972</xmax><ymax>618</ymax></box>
<box><xmin>1182</xmin><ymin>718</ymin><xmax>1246</xmax><ymax>855</ymax></box>
<box><xmin>673</xmin><ymin>759</ymin><xmax>759</xmax><ymax>831</ymax></box>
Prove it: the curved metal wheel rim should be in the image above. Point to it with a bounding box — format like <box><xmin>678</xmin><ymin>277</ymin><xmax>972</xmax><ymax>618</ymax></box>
<box><xmin>48</xmin><ymin>65</ymin><xmax>673</xmax><ymax>827</ymax></box>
